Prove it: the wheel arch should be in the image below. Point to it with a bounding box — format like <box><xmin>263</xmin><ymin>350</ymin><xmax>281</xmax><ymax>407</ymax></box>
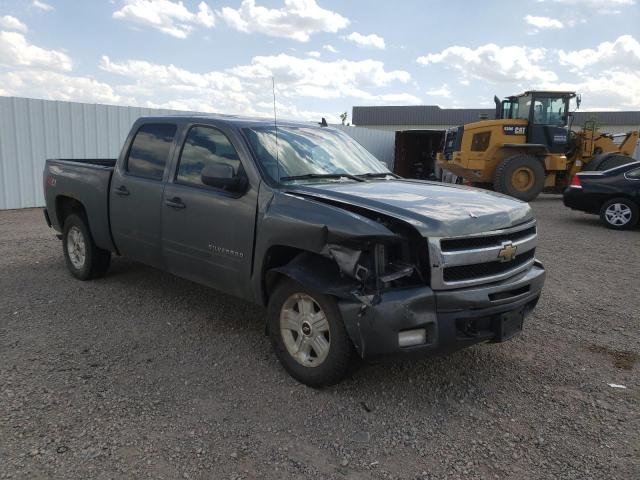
<box><xmin>260</xmin><ymin>246</ymin><xmax>356</xmax><ymax>307</ymax></box>
<box><xmin>55</xmin><ymin>195</ymin><xmax>87</xmax><ymax>229</ymax></box>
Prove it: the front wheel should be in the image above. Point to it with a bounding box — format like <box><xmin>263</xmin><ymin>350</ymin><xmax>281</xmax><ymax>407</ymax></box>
<box><xmin>493</xmin><ymin>155</ymin><xmax>546</xmax><ymax>202</ymax></box>
<box><xmin>599</xmin><ymin>198</ymin><xmax>639</xmax><ymax>230</ymax></box>
<box><xmin>62</xmin><ymin>214</ymin><xmax>111</xmax><ymax>280</ymax></box>
<box><xmin>267</xmin><ymin>279</ymin><xmax>355</xmax><ymax>387</ymax></box>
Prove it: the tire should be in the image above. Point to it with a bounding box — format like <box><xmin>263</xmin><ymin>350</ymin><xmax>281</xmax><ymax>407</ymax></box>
<box><xmin>596</xmin><ymin>154</ymin><xmax>635</xmax><ymax>172</ymax></box>
<box><xmin>267</xmin><ymin>278</ymin><xmax>354</xmax><ymax>388</ymax></box>
<box><xmin>62</xmin><ymin>214</ymin><xmax>111</xmax><ymax>280</ymax></box>
<box><xmin>493</xmin><ymin>154</ymin><xmax>546</xmax><ymax>202</ymax></box>
<box><xmin>599</xmin><ymin>198</ymin><xmax>639</xmax><ymax>230</ymax></box>
<box><xmin>584</xmin><ymin>154</ymin><xmax>634</xmax><ymax>172</ymax></box>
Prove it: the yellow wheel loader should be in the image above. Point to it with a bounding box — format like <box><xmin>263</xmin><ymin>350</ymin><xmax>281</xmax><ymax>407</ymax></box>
<box><xmin>436</xmin><ymin>91</ymin><xmax>639</xmax><ymax>201</ymax></box>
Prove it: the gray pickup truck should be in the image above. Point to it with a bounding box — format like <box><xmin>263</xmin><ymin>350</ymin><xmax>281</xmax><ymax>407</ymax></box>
<box><xmin>43</xmin><ymin>115</ymin><xmax>545</xmax><ymax>387</ymax></box>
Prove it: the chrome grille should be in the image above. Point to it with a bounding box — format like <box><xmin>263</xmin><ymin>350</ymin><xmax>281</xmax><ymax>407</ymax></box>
<box><xmin>428</xmin><ymin>220</ymin><xmax>537</xmax><ymax>290</ymax></box>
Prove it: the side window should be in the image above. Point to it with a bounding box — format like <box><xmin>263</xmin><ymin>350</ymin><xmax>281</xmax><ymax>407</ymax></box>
<box><xmin>176</xmin><ymin>126</ymin><xmax>243</xmax><ymax>188</ymax></box>
<box><xmin>626</xmin><ymin>168</ymin><xmax>640</xmax><ymax>179</ymax></box>
<box><xmin>127</xmin><ymin>123</ymin><xmax>177</xmax><ymax>180</ymax></box>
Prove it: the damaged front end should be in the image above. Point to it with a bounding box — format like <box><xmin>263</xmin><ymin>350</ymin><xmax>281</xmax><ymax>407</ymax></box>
<box><xmin>261</xmin><ymin>190</ymin><xmax>435</xmax><ymax>358</ymax></box>
<box><xmin>259</xmin><ymin>189</ymin><xmax>545</xmax><ymax>361</ymax></box>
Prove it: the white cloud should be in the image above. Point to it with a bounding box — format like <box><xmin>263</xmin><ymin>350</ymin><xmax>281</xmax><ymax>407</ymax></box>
<box><xmin>0</xmin><ymin>15</ymin><xmax>28</xmax><ymax>32</ymax></box>
<box><xmin>525</xmin><ymin>15</ymin><xmax>563</xmax><ymax>29</ymax></box>
<box><xmin>323</xmin><ymin>44</ymin><xmax>337</xmax><ymax>53</ymax></box>
<box><xmin>32</xmin><ymin>0</ymin><xmax>54</xmax><ymax>11</ymax></box>
<box><xmin>376</xmin><ymin>93</ymin><xmax>421</xmax><ymax>104</ymax></box>
<box><xmin>540</xmin><ymin>0</ymin><xmax>633</xmax><ymax>5</ymax></box>
<box><xmin>218</xmin><ymin>0</ymin><xmax>349</xmax><ymax>42</ymax></box>
<box><xmin>231</xmin><ymin>54</ymin><xmax>410</xmax><ymax>99</ymax></box>
<box><xmin>538</xmin><ymin>0</ymin><xmax>635</xmax><ymax>14</ymax></box>
<box><xmin>417</xmin><ymin>43</ymin><xmax>557</xmax><ymax>83</ymax></box>
<box><xmin>540</xmin><ymin>72</ymin><xmax>640</xmax><ymax>110</ymax></box>
<box><xmin>559</xmin><ymin>35</ymin><xmax>640</xmax><ymax>71</ymax></box>
<box><xmin>345</xmin><ymin>32</ymin><xmax>385</xmax><ymax>50</ymax></box>
<box><xmin>97</xmin><ymin>53</ymin><xmax>415</xmax><ymax>121</ymax></box>
<box><xmin>0</xmin><ymin>70</ymin><xmax>122</xmax><ymax>104</ymax></box>
<box><xmin>425</xmin><ymin>84</ymin><xmax>452</xmax><ymax>98</ymax></box>
<box><xmin>113</xmin><ymin>0</ymin><xmax>215</xmax><ymax>39</ymax></box>
<box><xmin>548</xmin><ymin>35</ymin><xmax>640</xmax><ymax>110</ymax></box>
<box><xmin>0</xmin><ymin>31</ymin><xmax>72</xmax><ymax>71</ymax></box>
<box><xmin>100</xmin><ymin>55</ymin><xmax>242</xmax><ymax>92</ymax></box>
<box><xmin>305</xmin><ymin>50</ymin><xmax>320</xmax><ymax>58</ymax></box>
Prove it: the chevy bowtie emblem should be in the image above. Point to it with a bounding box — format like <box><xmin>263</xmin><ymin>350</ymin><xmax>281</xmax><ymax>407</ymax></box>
<box><xmin>498</xmin><ymin>242</ymin><xmax>517</xmax><ymax>262</ymax></box>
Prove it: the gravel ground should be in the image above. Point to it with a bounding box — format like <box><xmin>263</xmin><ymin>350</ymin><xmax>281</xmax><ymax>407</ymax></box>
<box><xmin>1</xmin><ymin>196</ymin><xmax>639</xmax><ymax>480</ymax></box>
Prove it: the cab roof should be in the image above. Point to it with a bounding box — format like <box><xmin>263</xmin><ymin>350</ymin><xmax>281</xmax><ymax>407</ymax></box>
<box><xmin>508</xmin><ymin>91</ymin><xmax>577</xmax><ymax>99</ymax></box>
<box><xmin>135</xmin><ymin>113</ymin><xmax>322</xmax><ymax>130</ymax></box>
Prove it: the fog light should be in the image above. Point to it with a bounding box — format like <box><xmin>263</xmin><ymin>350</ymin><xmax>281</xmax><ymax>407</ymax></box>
<box><xmin>398</xmin><ymin>329</ymin><xmax>427</xmax><ymax>348</ymax></box>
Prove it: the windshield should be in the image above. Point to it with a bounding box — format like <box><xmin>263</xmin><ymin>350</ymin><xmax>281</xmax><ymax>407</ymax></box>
<box><xmin>532</xmin><ymin>97</ymin><xmax>567</xmax><ymax>125</ymax></box>
<box><xmin>244</xmin><ymin>126</ymin><xmax>390</xmax><ymax>183</ymax></box>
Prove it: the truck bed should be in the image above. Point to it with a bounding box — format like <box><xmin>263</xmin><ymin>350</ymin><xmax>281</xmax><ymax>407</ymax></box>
<box><xmin>43</xmin><ymin>158</ymin><xmax>117</xmax><ymax>252</ymax></box>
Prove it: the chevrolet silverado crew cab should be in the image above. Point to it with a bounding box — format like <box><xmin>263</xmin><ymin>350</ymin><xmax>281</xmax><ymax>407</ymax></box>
<box><xmin>43</xmin><ymin>115</ymin><xmax>545</xmax><ymax>387</ymax></box>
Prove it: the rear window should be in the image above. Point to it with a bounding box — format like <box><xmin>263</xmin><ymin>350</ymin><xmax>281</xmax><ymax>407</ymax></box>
<box><xmin>126</xmin><ymin>123</ymin><xmax>177</xmax><ymax>180</ymax></box>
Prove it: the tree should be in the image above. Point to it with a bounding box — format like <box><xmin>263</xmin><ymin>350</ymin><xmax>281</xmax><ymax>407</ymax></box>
<box><xmin>339</xmin><ymin>112</ymin><xmax>348</xmax><ymax>125</ymax></box>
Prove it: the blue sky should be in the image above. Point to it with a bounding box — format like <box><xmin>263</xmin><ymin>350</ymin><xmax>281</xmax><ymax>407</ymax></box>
<box><xmin>0</xmin><ymin>0</ymin><xmax>638</xmax><ymax>122</ymax></box>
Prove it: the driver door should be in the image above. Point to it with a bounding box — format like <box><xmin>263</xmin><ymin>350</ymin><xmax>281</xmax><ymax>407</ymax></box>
<box><xmin>528</xmin><ymin>96</ymin><xmax>569</xmax><ymax>153</ymax></box>
<box><xmin>161</xmin><ymin>124</ymin><xmax>257</xmax><ymax>299</ymax></box>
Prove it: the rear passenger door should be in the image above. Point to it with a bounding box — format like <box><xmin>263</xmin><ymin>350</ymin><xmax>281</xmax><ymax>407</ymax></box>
<box><xmin>161</xmin><ymin>124</ymin><xmax>257</xmax><ymax>298</ymax></box>
<box><xmin>110</xmin><ymin>122</ymin><xmax>178</xmax><ymax>268</ymax></box>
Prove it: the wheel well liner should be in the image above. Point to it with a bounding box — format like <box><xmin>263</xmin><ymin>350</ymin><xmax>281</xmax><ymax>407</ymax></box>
<box><xmin>55</xmin><ymin>196</ymin><xmax>86</xmax><ymax>227</ymax></box>
<box><xmin>263</xmin><ymin>250</ymin><xmax>358</xmax><ymax>305</ymax></box>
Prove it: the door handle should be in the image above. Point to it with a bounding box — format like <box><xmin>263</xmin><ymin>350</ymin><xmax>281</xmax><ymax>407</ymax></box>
<box><xmin>165</xmin><ymin>197</ymin><xmax>186</xmax><ymax>209</ymax></box>
<box><xmin>114</xmin><ymin>185</ymin><xmax>130</xmax><ymax>196</ymax></box>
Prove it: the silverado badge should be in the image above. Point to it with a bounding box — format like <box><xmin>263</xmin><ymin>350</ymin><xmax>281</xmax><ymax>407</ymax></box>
<box><xmin>498</xmin><ymin>242</ymin><xmax>517</xmax><ymax>262</ymax></box>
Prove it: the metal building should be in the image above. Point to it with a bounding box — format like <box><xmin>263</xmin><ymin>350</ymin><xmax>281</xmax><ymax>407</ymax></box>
<box><xmin>0</xmin><ymin>96</ymin><xmax>190</xmax><ymax>210</ymax></box>
<box><xmin>333</xmin><ymin>124</ymin><xmax>396</xmax><ymax>168</ymax></box>
<box><xmin>0</xmin><ymin>96</ymin><xmax>396</xmax><ymax>210</ymax></box>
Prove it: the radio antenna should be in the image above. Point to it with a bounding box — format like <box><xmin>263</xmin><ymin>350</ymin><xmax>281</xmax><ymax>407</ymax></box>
<box><xmin>272</xmin><ymin>77</ymin><xmax>281</xmax><ymax>183</ymax></box>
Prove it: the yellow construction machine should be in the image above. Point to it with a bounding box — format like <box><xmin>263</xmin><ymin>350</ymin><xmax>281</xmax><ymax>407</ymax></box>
<box><xmin>436</xmin><ymin>91</ymin><xmax>639</xmax><ymax>201</ymax></box>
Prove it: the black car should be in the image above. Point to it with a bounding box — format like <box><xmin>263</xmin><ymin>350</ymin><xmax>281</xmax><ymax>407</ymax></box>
<box><xmin>563</xmin><ymin>161</ymin><xmax>640</xmax><ymax>230</ymax></box>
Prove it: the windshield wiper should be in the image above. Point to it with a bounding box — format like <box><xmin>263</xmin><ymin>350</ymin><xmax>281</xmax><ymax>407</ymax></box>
<box><xmin>280</xmin><ymin>173</ymin><xmax>364</xmax><ymax>182</ymax></box>
<box><xmin>355</xmin><ymin>172</ymin><xmax>398</xmax><ymax>179</ymax></box>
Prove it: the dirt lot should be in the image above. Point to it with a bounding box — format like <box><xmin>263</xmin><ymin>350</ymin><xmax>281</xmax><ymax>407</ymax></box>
<box><xmin>1</xmin><ymin>196</ymin><xmax>638</xmax><ymax>480</ymax></box>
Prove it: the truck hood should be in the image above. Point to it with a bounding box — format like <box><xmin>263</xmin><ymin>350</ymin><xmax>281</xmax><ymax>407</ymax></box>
<box><xmin>286</xmin><ymin>179</ymin><xmax>533</xmax><ymax>238</ymax></box>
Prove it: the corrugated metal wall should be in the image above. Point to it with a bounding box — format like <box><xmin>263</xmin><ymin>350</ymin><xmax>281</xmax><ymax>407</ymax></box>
<box><xmin>334</xmin><ymin>125</ymin><xmax>396</xmax><ymax>169</ymax></box>
<box><xmin>0</xmin><ymin>96</ymin><xmax>188</xmax><ymax>210</ymax></box>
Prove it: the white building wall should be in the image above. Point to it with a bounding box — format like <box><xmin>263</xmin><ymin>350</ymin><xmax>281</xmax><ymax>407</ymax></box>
<box><xmin>0</xmin><ymin>96</ymin><xmax>189</xmax><ymax>210</ymax></box>
<box><xmin>333</xmin><ymin>124</ymin><xmax>396</xmax><ymax>168</ymax></box>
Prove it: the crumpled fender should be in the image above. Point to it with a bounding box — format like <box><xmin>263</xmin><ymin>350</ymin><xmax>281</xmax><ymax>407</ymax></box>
<box><xmin>267</xmin><ymin>252</ymin><xmax>359</xmax><ymax>299</ymax></box>
<box><xmin>258</xmin><ymin>191</ymin><xmax>398</xmax><ymax>251</ymax></box>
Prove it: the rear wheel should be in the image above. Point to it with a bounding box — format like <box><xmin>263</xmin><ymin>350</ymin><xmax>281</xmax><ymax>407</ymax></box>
<box><xmin>596</xmin><ymin>154</ymin><xmax>635</xmax><ymax>172</ymax></box>
<box><xmin>62</xmin><ymin>214</ymin><xmax>111</xmax><ymax>280</ymax></box>
<box><xmin>267</xmin><ymin>278</ymin><xmax>354</xmax><ymax>387</ymax></box>
<box><xmin>493</xmin><ymin>154</ymin><xmax>546</xmax><ymax>202</ymax></box>
<box><xmin>599</xmin><ymin>198</ymin><xmax>639</xmax><ymax>230</ymax></box>
<box><xmin>584</xmin><ymin>154</ymin><xmax>634</xmax><ymax>172</ymax></box>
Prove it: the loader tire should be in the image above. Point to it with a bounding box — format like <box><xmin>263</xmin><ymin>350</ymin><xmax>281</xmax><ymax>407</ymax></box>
<box><xmin>493</xmin><ymin>155</ymin><xmax>545</xmax><ymax>202</ymax></box>
<box><xmin>595</xmin><ymin>154</ymin><xmax>634</xmax><ymax>172</ymax></box>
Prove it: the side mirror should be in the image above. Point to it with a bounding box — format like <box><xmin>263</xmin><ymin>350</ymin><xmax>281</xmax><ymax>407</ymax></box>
<box><xmin>201</xmin><ymin>163</ymin><xmax>247</xmax><ymax>192</ymax></box>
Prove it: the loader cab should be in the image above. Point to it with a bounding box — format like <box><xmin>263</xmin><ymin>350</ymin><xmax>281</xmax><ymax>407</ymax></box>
<box><xmin>512</xmin><ymin>91</ymin><xmax>575</xmax><ymax>153</ymax></box>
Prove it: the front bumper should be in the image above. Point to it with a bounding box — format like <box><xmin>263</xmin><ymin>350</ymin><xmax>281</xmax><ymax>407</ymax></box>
<box><xmin>338</xmin><ymin>261</ymin><xmax>545</xmax><ymax>360</ymax></box>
